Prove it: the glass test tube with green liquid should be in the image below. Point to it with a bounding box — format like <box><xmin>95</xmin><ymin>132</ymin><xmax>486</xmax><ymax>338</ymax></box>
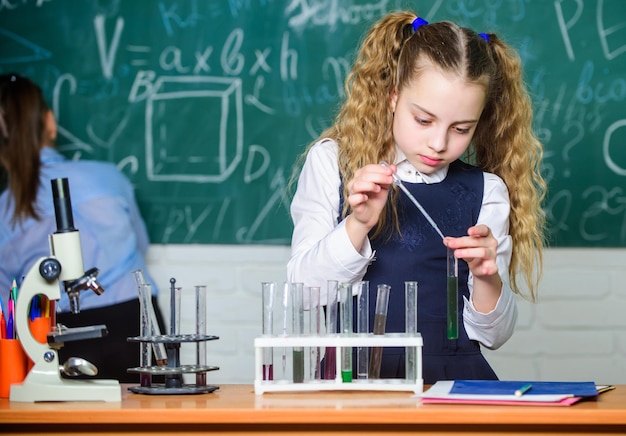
<box><xmin>447</xmin><ymin>248</ymin><xmax>459</xmax><ymax>339</ymax></box>
<box><xmin>339</xmin><ymin>283</ymin><xmax>353</xmax><ymax>383</ymax></box>
<box><xmin>291</xmin><ymin>283</ymin><xmax>305</xmax><ymax>383</ymax></box>
<box><xmin>368</xmin><ymin>284</ymin><xmax>390</xmax><ymax>379</ymax></box>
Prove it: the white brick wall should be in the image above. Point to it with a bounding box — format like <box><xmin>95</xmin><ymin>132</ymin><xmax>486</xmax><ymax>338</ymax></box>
<box><xmin>145</xmin><ymin>245</ymin><xmax>626</xmax><ymax>386</ymax></box>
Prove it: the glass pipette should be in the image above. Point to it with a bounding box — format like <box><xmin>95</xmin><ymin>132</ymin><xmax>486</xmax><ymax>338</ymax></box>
<box><xmin>379</xmin><ymin>161</ymin><xmax>445</xmax><ymax>239</ymax></box>
<box><xmin>379</xmin><ymin>162</ymin><xmax>458</xmax><ymax>339</ymax></box>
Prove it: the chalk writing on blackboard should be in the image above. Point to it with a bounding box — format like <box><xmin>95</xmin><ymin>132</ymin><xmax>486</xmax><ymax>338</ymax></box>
<box><xmin>1</xmin><ymin>0</ymin><xmax>625</xmax><ymax>246</ymax></box>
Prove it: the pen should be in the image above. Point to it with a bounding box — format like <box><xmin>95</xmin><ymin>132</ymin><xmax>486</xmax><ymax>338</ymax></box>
<box><xmin>0</xmin><ymin>294</ymin><xmax>6</xmax><ymax>339</ymax></box>
<box><xmin>515</xmin><ymin>383</ymin><xmax>533</xmax><ymax>397</ymax></box>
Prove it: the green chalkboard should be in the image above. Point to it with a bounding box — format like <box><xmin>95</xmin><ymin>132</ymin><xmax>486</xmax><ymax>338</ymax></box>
<box><xmin>1</xmin><ymin>0</ymin><xmax>625</xmax><ymax>246</ymax></box>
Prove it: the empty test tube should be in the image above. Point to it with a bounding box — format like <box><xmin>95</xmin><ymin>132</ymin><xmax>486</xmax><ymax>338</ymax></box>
<box><xmin>280</xmin><ymin>282</ymin><xmax>291</xmax><ymax>379</ymax></box>
<box><xmin>369</xmin><ymin>284</ymin><xmax>390</xmax><ymax>379</ymax></box>
<box><xmin>339</xmin><ymin>282</ymin><xmax>353</xmax><ymax>383</ymax></box>
<box><xmin>262</xmin><ymin>282</ymin><xmax>276</xmax><ymax>380</ymax></box>
<box><xmin>138</xmin><ymin>283</ymin><xmax>153</xmax><ymax>387</ymax></box>
<box><xmin>195</xmin><ymin>285</ymin><xmax>207</xmax><ymax>386</ymax></box>
<box><xmin>133</xmin><ymin>270</ymin><xmax>167</xmax><ymax>366</ymax></box>
<box><xmin>405</xmin><ymin>281</ymin><xmax>418</xmax><ymax>382</ymax></box>
<box><xmin>355</xmin><ymin>281</ymin><xmax>369</xmax><ymax>380</ymax></box>
<box><xmin>447</xmin><ymin>248</ymin><xmax>459</xmax><ymax>339</ymax></box>
<box><xmin>309</xmin><ymin>286</ymin><xmax>322</xmax><ymax>381</ymax></box>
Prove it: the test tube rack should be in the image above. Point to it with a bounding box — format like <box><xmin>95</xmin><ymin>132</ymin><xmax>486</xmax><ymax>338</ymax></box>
<box><xmin>127</xmin><ymin>333</ymin><xmax>220</xmax><ymax>395</ymax></box>
<box><xmin>254</xmin><ymin>333</ymin><xmax>423</xmax><ymax>395</ymax></box>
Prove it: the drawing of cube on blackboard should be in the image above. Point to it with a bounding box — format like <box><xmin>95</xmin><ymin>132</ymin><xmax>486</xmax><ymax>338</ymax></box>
<box><xmin>145</xmin><ymin>76</ymin><xmax>243</xmax><ymax>182</ymax></box>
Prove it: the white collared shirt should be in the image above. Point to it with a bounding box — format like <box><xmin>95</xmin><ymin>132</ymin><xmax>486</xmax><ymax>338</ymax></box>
<box><xmin>287</xmin><ymin>139</ymin><xmax>517</xmax><ymax>349</ymax></box>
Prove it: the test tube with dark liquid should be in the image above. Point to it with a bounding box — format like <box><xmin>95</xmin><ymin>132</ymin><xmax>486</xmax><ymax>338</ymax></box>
<box><xmin>339</xmin><ymin>283</ymin><xmax>353</xmax><ymax>383</ymax></box>
<box><xmin>355</xmin><ymin>281</ymin><xmax>369</xmax><ymax>380</ymax></box>
<box><xmin>447</xmin><ymin>248</ymin><xmax>459</xmax><ymax>339</ymax></box>
<box><xmin>324</xmin><ymin>280</ymin><xmax>338</xmax><ymax>380</ymax></box>
<box><xmin>262</xmin><ymin>282</ymin><xmax>276</xmax><ymax>380</ymax></box>
<box><xmin>405</xmin><ymin>281</ymin><xmax>418</xmax><ymax>382</ymax></box>
<box><xmin>368</xmin><ymin>284</ymin><xmax>390</xmax><ymax>379</ymax></box>
<box><xmin>291</xmin><ymin>283</ymin><xmax>305</xmax><ymax>383</ymax></box>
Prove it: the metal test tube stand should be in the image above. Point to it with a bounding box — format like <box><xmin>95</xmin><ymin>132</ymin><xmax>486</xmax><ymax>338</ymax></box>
<box><xmin>10</xmin><ymin>178</ymin><xmax>120</xmax><ymax>402</ymax></box>
<box><xmin>127</xmin><ymin>278</ymin><xmax>219</xmax><ymax>394</ymax></box>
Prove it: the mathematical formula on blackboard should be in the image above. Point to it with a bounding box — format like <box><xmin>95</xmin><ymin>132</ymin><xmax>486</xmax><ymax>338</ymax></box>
<box><xmin>1</xmin><ymin>0</ymin><xmax>625</xmax><ymax>246</ymax></box>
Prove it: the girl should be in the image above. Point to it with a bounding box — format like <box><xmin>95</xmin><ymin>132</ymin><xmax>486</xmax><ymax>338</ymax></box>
<box><xmin>288</xmin><ymin>12</ymin><xmax>546</xmax><ymax>383</ymax></box>
<box><xmin>0</xmin><ymin>73</ymin><xmax>164</xmax><ymax>382</ymax></box>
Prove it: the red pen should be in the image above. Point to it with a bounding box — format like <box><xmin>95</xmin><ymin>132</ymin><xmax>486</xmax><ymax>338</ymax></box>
<box><xmin>0</xmin><ymin>298</ymin><xmax>6</xmax><ymax>339</ymax></box>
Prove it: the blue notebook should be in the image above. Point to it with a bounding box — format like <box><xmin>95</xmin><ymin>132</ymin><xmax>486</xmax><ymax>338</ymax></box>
<box><xmin>450</xmin><ymin>380</ymin><xmax>598</xmax><ymax>397</ymax></box>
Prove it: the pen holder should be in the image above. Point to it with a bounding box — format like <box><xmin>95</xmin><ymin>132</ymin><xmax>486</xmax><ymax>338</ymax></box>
<box><xmin>26</xmin><ymin>317</ymin><xmax>52</xmax><ymax>372</ymax></box>
<box><xmin>0</xmin><ymin>339</ymin><xmax>28</xmax><ymax>398</ymax></box>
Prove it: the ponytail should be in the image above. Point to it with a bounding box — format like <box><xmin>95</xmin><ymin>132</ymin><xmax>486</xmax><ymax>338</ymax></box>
<box><xmin>472</xmin><ymin>36</ymin><xmax>547</xmax><ymax>301</ymax></box>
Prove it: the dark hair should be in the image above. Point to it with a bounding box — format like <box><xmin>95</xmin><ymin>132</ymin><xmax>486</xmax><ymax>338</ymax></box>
<box><xmin>0</xmin><ymin>73</ymin><xmax>52</xmax><ymax>223</ymax></box>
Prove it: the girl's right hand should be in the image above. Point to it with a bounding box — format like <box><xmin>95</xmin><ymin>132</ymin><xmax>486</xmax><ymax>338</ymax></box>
<box><xmin>345</xmin><ymin>163</ymin><xmax>395</xmax><ymax>231</ymax></box>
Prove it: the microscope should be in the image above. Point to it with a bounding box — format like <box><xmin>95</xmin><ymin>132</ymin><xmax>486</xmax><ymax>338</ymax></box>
<box><xmin>10</xmin><ymin>178</ymin><xmax>121</xmax><ymax>402</ymax></box>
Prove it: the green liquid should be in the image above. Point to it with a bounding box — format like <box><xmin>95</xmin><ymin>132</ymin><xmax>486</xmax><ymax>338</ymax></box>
<box><xmin>447</xmin><ymin>276</ymin><xmax>458</xmax><ymax>339</ymax></box>
<box><xmin>292</xmin><ymin>349</ymin><xmax>304</xmax><ymax>383</ymax></box>
<box><xmin>341</xmin><ymin>370</ymin><xmax>352</xmax><ymax>383</ymax></box>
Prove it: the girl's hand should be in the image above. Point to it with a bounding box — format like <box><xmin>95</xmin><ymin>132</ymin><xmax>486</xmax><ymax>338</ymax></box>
<box><xmin>345</xmin><ymin>163</ymin><xmax>395</xmax><ymax>230</ymax></box>
<box><xmin>444</xmin><ymin>224</ymin><xmax>499</xmax><ymax>278</ymax></box>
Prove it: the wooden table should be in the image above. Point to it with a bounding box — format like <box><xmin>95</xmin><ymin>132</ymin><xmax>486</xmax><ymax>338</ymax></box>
<box><xmin>1</xmin><ymin>384</ymin><xmax>625</xmax><ymax>435</ymax></box>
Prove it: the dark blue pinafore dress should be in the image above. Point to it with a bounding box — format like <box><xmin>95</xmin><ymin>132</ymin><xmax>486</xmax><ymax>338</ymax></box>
<box><xmin>351</xmin><ymin>160</ymin><xmax>498</xmax><ymax>384</ymax></box>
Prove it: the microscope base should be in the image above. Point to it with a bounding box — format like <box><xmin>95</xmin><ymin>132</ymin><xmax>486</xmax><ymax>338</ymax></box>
<box><xmin>10</xmin><ymin>377</ymin><xmax>121</xmax><ymax>403</ymax></box>
<box><xmin>10</xmin><ymin>355</ymin><xmax>121</xmax><ymax>402</ymax></box>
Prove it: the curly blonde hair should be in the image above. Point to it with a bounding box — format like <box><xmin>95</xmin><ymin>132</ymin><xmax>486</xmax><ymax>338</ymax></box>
<box><xmin>301</xmin><ymin>11</ymin><xmax>546</xmax><ymax>301</ymax></box>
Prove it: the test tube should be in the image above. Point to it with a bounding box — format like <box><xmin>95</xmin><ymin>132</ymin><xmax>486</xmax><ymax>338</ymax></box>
<box><xmin>324</xmin><ymin>280</ymin><xmax>338</xmax><ymax>380</ymax></box>
<box><xmin>308</xmin><ymin>286</ymin><xmax>322</xmax><ymax>381</ymax></box>
<box><xmin>138</xmin><ymin>283</ymin><xmax>153</xmax><ymax>387</ymax></box>
<box><xmin>339</xmin><ymin>282</ymin><xmax>353</xmax><ymax>383</ymax></box>
<box><xmin>262</xmin><ymin>282</ymin><xmax>276</xmax><ymax>381</ymax></box>
<box><xmin>355</xmin><ymin>281</ymin><xmax>369</xmax><ymax>380</ymax></box>
<box><xmin>447</xmin><ymin>248</ymin><xmax>459</xmax><ymax>340</ymax></box>
<box><xmin>195</xmin><ymin>285</ymin><xmax>207</xmax><ymax>386</ymax></box>
<box><xmin>369</xmin><ymin>283</ymin><xmax>390</xmax><ymax>379</ymax></box>
<box><xmin>405</xmin><ymin>281</ymin><xmax>418</xmax><ymax>382</ymax></box>
<box><xmin>133</xmin><ymin>270</ymin><xmax>167</xmax><ymax>365</ymax></box>
<box><xmin>280</xmin><ymin>282</ymin><xmax>291</xmax><ymax>379</ymax></box>
<box><xmin>291</xmin><ymin>282</ymin><xmax>305</xmax><ymax>383</ymax></box>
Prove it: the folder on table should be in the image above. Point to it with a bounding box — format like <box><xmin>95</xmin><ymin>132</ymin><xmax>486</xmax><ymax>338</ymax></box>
<box><xmin>420</xmin><ymin>380</ymin><xmax>605</xmax><ymax>406</ymax></box>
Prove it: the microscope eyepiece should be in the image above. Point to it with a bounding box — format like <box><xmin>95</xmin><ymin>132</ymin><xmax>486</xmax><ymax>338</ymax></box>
<box><xmin>51</xmin><ymin>178</ymin><xmax>76</xmax><ymax>233</ymax></box>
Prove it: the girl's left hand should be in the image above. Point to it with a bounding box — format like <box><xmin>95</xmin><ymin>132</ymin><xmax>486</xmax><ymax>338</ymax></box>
<box><xmin>444</xmin><ymin>224</ymin><xmax>498</xmax><ymax>278</ymax></box>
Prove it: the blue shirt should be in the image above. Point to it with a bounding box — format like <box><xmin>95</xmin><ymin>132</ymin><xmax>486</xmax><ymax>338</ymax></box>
<box><xmin>0</xmin><ymin>147</ymin><xmax>157</xmax><ymax>312</ymax></box>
